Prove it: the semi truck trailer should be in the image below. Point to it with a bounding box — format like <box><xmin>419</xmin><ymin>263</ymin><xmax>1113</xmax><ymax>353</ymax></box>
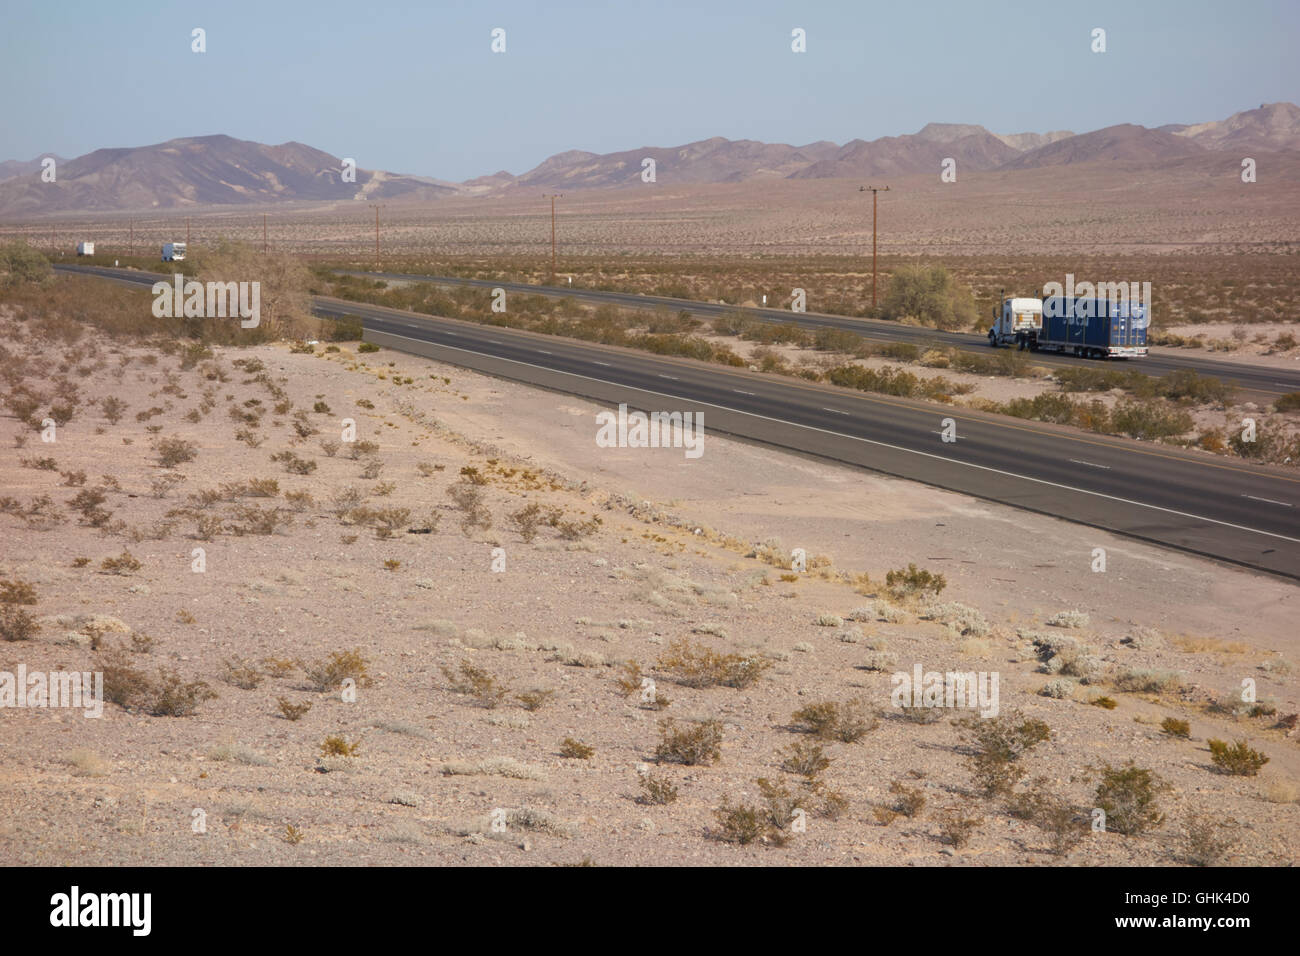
<box><xmin>1038</xmin><ymin>296</ymin><xmax>1148</xmax><ymax>359</ymax></box>
<box><xmin>75</xmin><ymin>241</ymin><xmax>94</xmax><ymax>256</ymax></box>
<box><xmin>986</xmin><ymin>294</ymin><xmax>1148</xmax><ymax>359</ymax></box>
<box><xmin>161</xmin><ymin>242</ymin><xmax>186</xmax><ymax>262</ymax></box>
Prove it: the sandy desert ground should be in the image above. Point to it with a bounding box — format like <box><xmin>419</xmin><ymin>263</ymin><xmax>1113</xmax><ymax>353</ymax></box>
<box><xmin>1</xmin><ymin>317</ymin><xmax>1296</xmax><ymax>866</ymax></box>
<box><xmin>6</xmin><ymin>165</ymin><xmax>1300</xmax><ymax>261</ymax></box>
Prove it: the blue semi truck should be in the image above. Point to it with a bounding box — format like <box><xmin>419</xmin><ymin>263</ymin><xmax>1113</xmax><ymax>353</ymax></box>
<box><xmin>987</xmin><ymin>295</ymin><xmax>1148</xmax><ymax>359</ymax></box>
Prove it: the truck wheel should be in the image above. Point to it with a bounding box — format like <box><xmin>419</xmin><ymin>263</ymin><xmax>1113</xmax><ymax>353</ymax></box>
<box><xmin>988</xmin><ymin>331</ymin><xmax>997</xmax><ymax>348</ymax></box>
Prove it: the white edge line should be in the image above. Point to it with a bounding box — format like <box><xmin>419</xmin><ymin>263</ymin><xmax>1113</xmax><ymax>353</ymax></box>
<box><xmin>364</xmin><ymin>323</ymin><xmax>1300</xmax><ymax>545</ymax></box>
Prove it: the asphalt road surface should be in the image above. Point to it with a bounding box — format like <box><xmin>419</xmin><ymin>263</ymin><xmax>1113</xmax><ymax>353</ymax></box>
<box><xmin>54</xmin><ymin>263</ymin><xmax>1300</xmax><ymax>579</ymax></box>
<box><xmin>337</xmin><ymin>269</ymin><xmax>1300</xmax><ymax>400</ymax></box>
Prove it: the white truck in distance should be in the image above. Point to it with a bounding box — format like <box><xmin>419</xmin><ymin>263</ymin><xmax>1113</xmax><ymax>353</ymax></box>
<box><xmin>987</xmin><ymin>296</ymin><xmax>1042</xmax><ymax>350</ymax></box>
<box><xmin>162</xmin><ymin>242</ymin><xmax>186</xmax><ymax>262</ymax></box>
<box><xmin>76</xmin><ymin>241</ymin><xmax>94</xmax><ymax>256</ymax></box>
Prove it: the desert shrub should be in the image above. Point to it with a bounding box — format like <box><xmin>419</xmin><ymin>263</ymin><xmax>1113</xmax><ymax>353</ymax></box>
<box><xmin>147</xmin><ymin>670</ymin><xmax>218</xmax><ymax>716</ymax></box>
<box><xmin>509</xmin><ymin>503</ymin><xmax>544</xmax><ymax>542</ymax></box>
<box><xmin>656</xmin><ymin>638</ymin><xmax>771</xmax><ymax>689</ymax></box>
<box><xmin>440</xmin><ymin>660</ymin><xmax>509</xmax><ymax>707</ymax></box>
<box><xmin>780</xmin><ymin>740</ymin><xmax>831</xmax><ymax>778</ymax></box>
<box><xmin>0</xmin><ymin>605</ymin><xmax>39</xmax><ymax>642</ymax></box>
<box><xmin>1183</xmin><ymin>816</ymin><xmax>1236</xmax><ymax>866</ymax></box>
<box><xmin>320</xmin><ymin>735</ymin><xmax>361</xmax><ymax>758</ymax></box>
<box><xmin>713</xmin><ymin>800</ymin><xmax>765</xmax><ymax>845</ymax></box>
<box><xmin>358</xmin><ymin>342</ymin><xmax>380</xmax><ymax>353</ymax></box>
<box><xmin>1113</xmin><ymin>669</ymin><xmax>1185</xmax><ymax>695</ymax></box>
<box><xmin>228</xmin><ymin>504</ymin><xmax>294</xmax><ymax>535</ymax></box>
<box><xmin>1007</xmin><ymin>777</ymin><xmax>1088</xmax><ymax>856</ymax></box>
<box><xmin>516</xmin><ymin>688</ymin><xmax>556</xmax><ymax>711</ymax></box>
<box><xmin>1161</xmin><ymin>717</ymin><xmax>1191</xmax><ymax>738</ymax></box>
<box><xmin>884</xmin><ymin>563</ymin><xmax>946</xmax><ymax>598</ymax></box>
<box><xmin>277</xmin><ymin>697</ymin><xmax>312</xmax><ymax>721</ymax></box>
<box><xmin>1093</xmin><ymin>763</ymin><xmax>1167</xmax><ymax>835</ymax></box>
<box><xmin>637</xmin><ymin>771</ymin><xmax>679</xmax><ymax>805</ymax></box>
<box><xmin>270</xmin><ymin>450</ymin><xmax>317</xmax><ymax>475</ymax></box>
<box><xmin>220</xmin><ymin>656</ymin><xmax>264</xmax><ymax>690</ymax></box>
<box><xmin>303</xmin><ymin>648</ymin><xmax>372</xmax><ymax>692</ymax></box>
<box><xmin>790</xmin><ymin>699</ymin><xmax>877</xmax><ymax>742</ymax></box>
<box><xmin>938</xmin><ymin>808</ymin><xmax>982</xmax><ymax>848</ymax></box>
<box><xmin>1207</xmin><ymin>739</ymin><xmax>1269</xmax><ymax>775</ymax></box>
<box><xmin>0</xmin><ymin>578</ymin><xmax>38</xmax><ymax>605</ymax></box>
<box><xmin>559</xmin><ymin>738</ymin><xmax>595</xmax><ymax>759</ymax></box>
<box><xmin>1274</xmin><ymin>392</ymin><xmax>1300</xmax><ymax>412</ymax></box>
<box><xmin>1110</xmin><ymin>400</ymin><xmax>1194</xmax><ymax>440</ymax></box>
<box><xmin>99</xmin><ymin>651</ymin><xmax>216</xmax><ymax>716</ymax></box>
<box><xmin>655</xmin><ymin>718</ymin><xmax>724</xmax><ymax>765</ymax></box>
<box><xmin>956</xmin><ymin>712</ymin><xmax>1051</xmax><ymax>798</ymax></box>
<box><xmin>889</xmin><ymin>780</ymin><xmax>927</xmax><ymax>817</ymax></box>
<box><xmin>448</xmin><ymin>479</ymin><xmax>491</xmax><ymax>536</ymax></box>
<box><xmin>156</xmin><ymin>437</ymin><xmax>198</xmax><ymax>468</ymax></box>
<box><xmin>1046</xmin><ymin>609</ymin><xmax>1089</xmax><ymax>628</ymax></box>
<box><xmin>100</xmin><ymin>550</ymin><xmax>142</xmax><ymax>575</ymax></box>
<box><xmin>556</xmin><ymin>516</ymin><xmax>601</xmax><ymax>540</ymax></box>
<box><xmin>880</xmin><ymin>264</ymin><xmax>979</xmax><ymax>331</ymax></box>
<box><xmin>0</xmin><ymin>241</ymin><xmax>52</xmax><ymax>288</ymax></box>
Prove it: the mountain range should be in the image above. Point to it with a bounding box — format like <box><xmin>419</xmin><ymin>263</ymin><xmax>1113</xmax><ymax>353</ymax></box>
<box><xmin>2</xmin><ymin>102</ymin><xmax>1296</xmax><ymax>215</ymax></box>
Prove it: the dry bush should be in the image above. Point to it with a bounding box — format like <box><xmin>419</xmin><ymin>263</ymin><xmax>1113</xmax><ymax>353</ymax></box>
<box><xmin>938</xmin><ymin>808</ymin><xmax>983</xmax><ymax>848</ymax></box>
<box><xmin>277</xmin><ymin>697</ymin><xmax>312</xmax><ymax>721</ymax></box>
<box><xmin>1207</xmin><ymin>739</ymin><xmax>1269</xmax><ymax>775</ymax></box>
<box><xmin>1092</xmin><ymin>763</ymin><xmax>1168</xmax><ymax>835</ymax></box>
<box><xmin>302</xmin><ymin>648</ymin><xmax>372</xmax><ymax>692</ymax></box>
<box><xmin>0</xmin><ymin>578</ymin><xmax>38</xmax><ymax>605</ymax></box>
<box><xmin>1182</xmin><ymin>816</ymin><xmax>1236</xmax><ymax>866</ymax></box>
<box><xmin>780</xmin><ymin>740</ymin><xmax>831</xmax><ymax>779</ymax></box>
<box><xmin>559</xmin><ymin>738</ymin><xmax>595</xmax><ymax>759</ymax></box>
<box><xmin>440</xmin><ymin>660</ymin><xmax>510</xmax><ymax>708</ymax></box>
<box><xmin>790</xmin><ymin>699</ymin><xmax>877</xmax><ymax>742</ymax></box>
<box><xmin>320</xmin><ymin>735</ymin><xmax>361</xmax><ymax>758</ymax></box>
<box><xmin>227</xmin><ymin>504</ymin><xmax>294</xmax><ymax>535</ymax></box>
<box><xmin>516</xmin><ymin>688</ymin><xmax>556</xmax><ymax>711</ymax></box>
<box><xmin>655</xmin><ymin>718</ymin><xmax>724</xmax><ymax>765</ymax></box>
<box><xmin>889</xmin><ymin>780</ymin><xmax>928</xmax><ymax>817</ymax></box>
<box><xmin>99</xmin><ymin>550</ymin><xmax>142</xmax><ymax>575</ymax></box>
<box><xmin>956</xmin><ymin>712</ymin><xmax>1051</xmax><ymax>798</ymax></box>
<box><xmin>220</xmin><ymin>656</ymin><xmax>264</xmax><ymax>690</ymax></box>
<box><xmin>448</xmin><ymin>479</ymin><xmax>492</xmax><ymax>536</ymax></box>
<box><xmin>637</xmin><ymin>771</ymin><xmax>679</xmax><ymax>805</ymax></box>
<box><xmin>99</xmin><ymin>651</ymin><xmax>216</xmax><ymax>716</ymax></box>
<box><xmin>155</xmin><ymin>437</ymin><xmax>198</xmax><ymax>468</ymax></box>
<box><xmin>509</xmin><ymin>502</ymin><xmax>544</xmax><ymax>543</ymax></box>
<box><xmin>656</xmin><ymin>638</ymin><xmax>771</xmax><ymax>689</ymax></box>
<box><xmin>0</xmin><ymin>605</ymin><xmax>39</xmax><ymax>642</ymax></box>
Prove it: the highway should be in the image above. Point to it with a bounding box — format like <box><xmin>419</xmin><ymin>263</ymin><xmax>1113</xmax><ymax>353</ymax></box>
<box><xmin>54</xmin><ymin>263</ymin><xmax>1300</xmax><ymax>580</ymax></box>
<box><xmin>338</xmin><ymin>269</ymin><xmax>1300</xmax><ymax>400</ymax></box>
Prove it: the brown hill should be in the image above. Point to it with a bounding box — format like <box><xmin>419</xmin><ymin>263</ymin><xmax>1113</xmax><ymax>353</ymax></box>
<box><xmin>0</xmin><ymin>134</ymin><xmax>465</xmax><ymax>216</ymax></box>
<box><xmin>998</xmin><ymin>124</ymin><xmax>1206</xmax><ymax>169</ymax></box>
<box><xmin>1173</xmin><ymin>101</ymin><xmax>1300</xmax><ymax>151</ymax></box>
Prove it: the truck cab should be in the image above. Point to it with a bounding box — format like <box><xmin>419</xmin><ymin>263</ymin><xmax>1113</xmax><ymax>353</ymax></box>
<box><xmin>162</xmin><ymin>242</ymin><xmax>186</xmax><ymax>262</ymax></box>
<box><xmin>987</xmin><ymin>297</ymin><xmax>1043</xmax><ymax>350</ymax></box>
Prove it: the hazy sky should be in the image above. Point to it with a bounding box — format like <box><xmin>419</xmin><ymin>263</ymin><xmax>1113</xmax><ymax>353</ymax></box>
<box><xmin>3</xmin><ymin>0</ymin><xmax>1297</xmax><ymax>180</ymax></box>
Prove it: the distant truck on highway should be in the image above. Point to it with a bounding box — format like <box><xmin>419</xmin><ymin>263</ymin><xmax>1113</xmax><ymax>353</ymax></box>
<box><xmin>987</xmin><ymin>295</ymin><xmax>1148</xmax><ymax>359</ymax></box>
<box><xmin>76</xmin><ymin>241</ymin><xmax>94</xmax><ymax>256</ymax></box>
<box><xmin>161</xmin><ymin>242</ymin><xmax>186</xmax><ymax>262</ymax></box>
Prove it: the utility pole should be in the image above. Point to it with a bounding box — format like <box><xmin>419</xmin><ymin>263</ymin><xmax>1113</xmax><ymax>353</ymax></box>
<box><xmin>263</xmin><ymin>213</ymin><xmax>268</xmax><ymax>255</ymax></box>
<box><xmin>374</xmin><ymin>206</ymin><xmax>380</xmax><ymax>267</ymax></box>
<box><xmin>543</xmin><ymin>193</ymin><xmax>563</xmax><ymax>279</ymax></box>
<box><xmin>186</xmin><ymin>217</ymin><xmax>191</xmax><ymax>250</ymax></box>
<box><xmin>858</xmin><ymin>185</ymin><xmax>890</xmax><ymax>308</ymax></box>
<box><xmin>129</xmin><ymin>219</ymin><xmax>133</xmax><ymax>256</ymax></box>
